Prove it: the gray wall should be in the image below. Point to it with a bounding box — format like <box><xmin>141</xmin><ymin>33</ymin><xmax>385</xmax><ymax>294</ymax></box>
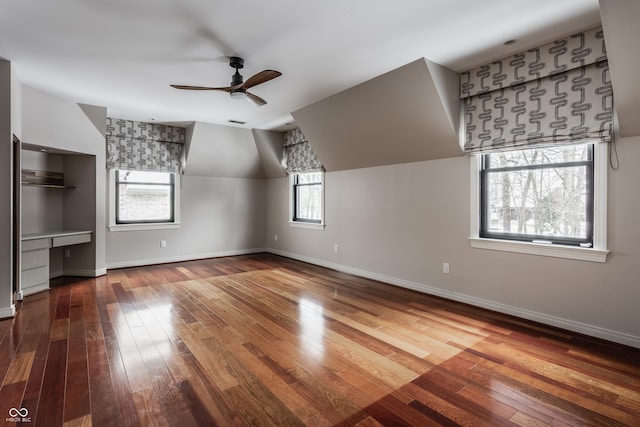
<box><xmin>16</xmin><ymin>86</ymin><xmax>269</xmax><ymax>273</ymax></box>
<box><xmin>21</xmin><ymin>151</ymin><xmax>65</xmax><ymax>277</ymax></box>
<box><xmin>21</xmin><ymin>151</ymin><xmax>64</xmax><ymax>234</ymax></box>
<box><xmin>0</xmin><ymin>60</ymin><xmax>14</xmax><ymax>317</ymax></box>
<box><xmin>106</xmin><ymin>175</ymin><xmax>267</xmax><ymax>268</ymax></box>
<box><xmin>9</xmin><ymin>66</ymin><xmax>639</xmax><ymax>349</ymax></box>
<box><xmin>106</xmin><ymin>119</ymin><xmax>270</xmax><ymax>268</ymax></box>
<box><xmin>266</xmin><ymin>135</ymin><xmax>640</xmax><ymax>347</ymax></box>
<box><xmin>63</xmin><ymin>154</ymin><xmax>99</xmax><ymax>275</ymax></box>
<box><xmin>184</xmin><ymin>121</ymin><xmax>265</xmax><ymax>178</ymax></box>
<box><xmin>293</xmin><ymin>58</ymin><xmax>462</xmax><ymax>171</ymax></box>
<box><xmin>106</xmin><ymin>118</ymin><xmax>266</xmax><ymax>268</ymax></box>
<box><xmin>21</xmin><ymin>85</ymin><xmax>107</xmax><ymax>276</ymax></box>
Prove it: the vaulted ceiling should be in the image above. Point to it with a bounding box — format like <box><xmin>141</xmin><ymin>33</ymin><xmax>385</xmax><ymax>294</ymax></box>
<box><xmin>0</xmin><ymin>0</ymin><xmax>603</xmax><ymax>131</ymax></box>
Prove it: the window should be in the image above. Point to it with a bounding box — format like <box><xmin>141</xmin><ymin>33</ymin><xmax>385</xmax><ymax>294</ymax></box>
<box><xmin>290</xmin><ymin>172</ymin><xmax>324</xmax><ymax>229</ymax></box>
<box><xmin>481</xmin><ymin>144</ymin><xmax>593</xmax><ymax>246</ymax></box>
<box><xmin>470</xmin><ymin>143</ymin><xmax>608</xmax><ymax>262</ymax></box>
<box><xmin>116</xmin><ymin>170</ymin><xmax>174</xmax><ymax>223</ymax></box>
<box><xmin>109</xmin><ymin>170</ymin><xmax>180</xmax><ymax>231</ymax></box>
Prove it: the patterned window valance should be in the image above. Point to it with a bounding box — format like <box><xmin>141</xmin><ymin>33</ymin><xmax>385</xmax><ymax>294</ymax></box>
<box><xmin>460</xmin><ymin>27</ymin><xmax>613</xmax><ymax>154</ymax></box>
<box><xmin>106</xmin><ymin>117</ymin><xmax>186</xmax><ymax>173</ymax></box>
<box><xmin>282</xmin><ymin>128</ymin><xmax>323</xmax><ymax>174</ymax></box>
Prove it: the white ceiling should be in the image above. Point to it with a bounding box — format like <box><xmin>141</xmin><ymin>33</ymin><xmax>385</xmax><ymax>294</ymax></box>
<box><xmin>0</xmin><ymin>0</ymin><xmax>601</xmax><ymax>131</ymax></box>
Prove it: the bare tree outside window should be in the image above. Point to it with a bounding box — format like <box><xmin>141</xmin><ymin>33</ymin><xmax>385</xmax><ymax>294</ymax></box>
<box><xmin>481</xmin><ymin>144</ymin><xmax>593</xmax><ymax>246</ymax></box>
<box><xmin>293</xmin><ymin>172</ymin><xmax>323</xmax><ymax>223</ymax></box>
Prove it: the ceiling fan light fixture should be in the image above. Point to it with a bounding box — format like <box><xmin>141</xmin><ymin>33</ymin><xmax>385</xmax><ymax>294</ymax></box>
<box><xmin>229</xmin><ymin>89</ymin><xmax>247</xmax><ymax>101</ymax></box>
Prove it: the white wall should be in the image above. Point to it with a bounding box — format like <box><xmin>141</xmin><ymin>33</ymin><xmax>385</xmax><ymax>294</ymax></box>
<box><xmin>106</xmin><ymin>175</ymin><xmax>266</xmax><ymax>268</ymax></box>
<box><xmin>266</xmin><ymin>135</ymin><xmax>640</xmax><ymax>348</ymax></box>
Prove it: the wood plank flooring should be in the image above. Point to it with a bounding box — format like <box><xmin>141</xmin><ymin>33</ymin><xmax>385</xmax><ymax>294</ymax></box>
<box><xmin>1</xmin><ymin>253</ymin><xmax>639</xmax><ymax>426</ymax></box>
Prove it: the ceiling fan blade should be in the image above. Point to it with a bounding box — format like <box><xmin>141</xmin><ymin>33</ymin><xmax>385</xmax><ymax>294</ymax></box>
<box><xmin>241</xmin><ymin>70</ymin><xmax>282</xmax><ymax>90</ymax></box>
<box><xmin>170</xmin><ymin>84</ymin><xmax>233</xmax><ymax>92</ymax></box>
<box><xmin>245</xmin><ymin>91</ymin><xmax>267</xmax><ymax>106</ymax></box>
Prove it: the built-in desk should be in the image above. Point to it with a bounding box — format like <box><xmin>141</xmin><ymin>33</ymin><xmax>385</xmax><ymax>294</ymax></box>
<box><xmin>20</xmin><ymin>230</ymin><xmax>92</xmax><ymax>297</ymax></box>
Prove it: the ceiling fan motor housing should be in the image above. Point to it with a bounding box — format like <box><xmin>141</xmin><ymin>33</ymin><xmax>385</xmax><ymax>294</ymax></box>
<box><xmin>229</xmin><ymin>56</ymin><xmax>244</xmax><ymax>69</ymax></box>
<box><xmin>229</xmin><ymin>56</ymin><xmax>245</xmax><ymax>86</ymax></box>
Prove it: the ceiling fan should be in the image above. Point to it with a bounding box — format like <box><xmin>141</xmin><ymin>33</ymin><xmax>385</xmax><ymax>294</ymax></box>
<box><xmin>171</xmin><ymin>56</ymin><xmax>281</xmax><ymax>106</ymax></box>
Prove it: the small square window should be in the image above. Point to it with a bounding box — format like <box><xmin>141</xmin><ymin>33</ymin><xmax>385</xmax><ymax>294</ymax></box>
<box><xmin>115</xmin><ymin>170</ymin><xmax>175</xmax><ymax>224</ymax></box>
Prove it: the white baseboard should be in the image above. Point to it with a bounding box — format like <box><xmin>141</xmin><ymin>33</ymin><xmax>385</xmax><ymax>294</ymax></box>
<box><xmin>268</xmin><ymin>248</ymin><xmax>640</xmax><ymax>349</ymax></box>
<box><xmin>63</xmin><ymin>268</ymin><xmax>107</xmax><ymax>278</ymax></box>
<box><xmin>0</xmin><ymin>304</ymin><xmax>16</xmax><ymax>319</ymax></box>
<box><xmin>49</xmin><ymin>268</ymin><xmax>108</xmax><ymax>279</ymax></box>
<box><xmin>106</xmin><ymin>248</ymin><xmax>267</xmax><ymax>270</ymax></box>
<box><xmin>22</xmin><ymin>283</ymin><xmax>50</xmax><ymax>297</ymax></box>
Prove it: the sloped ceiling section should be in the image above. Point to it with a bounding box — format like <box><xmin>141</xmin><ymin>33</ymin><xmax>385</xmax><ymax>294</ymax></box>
<box><xmin>292</xmin><ymin>58</ymin><xmax>462</xmax><ymax>172</ymax></box>
<box><xmin>600</xmin><ymin>0</ymin><xmax>640</xmax><ymax>138</ymax></box>
<box><xmin>183</xmin><ymin>121</ymin><xmax>265</xmax><ymax>178</ymax></box>
<box><xmin>21</xmin><ymin>85</ymin><xmax>104</xmax><ymax>156</ymax></box>
<box><xmin>251</xmin><ymin>129</ymin><xmax>287</xmax><ymax>179</ymax></box>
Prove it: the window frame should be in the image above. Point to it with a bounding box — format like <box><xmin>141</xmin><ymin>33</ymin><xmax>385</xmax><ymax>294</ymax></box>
<box><xmin>289</xmin><ymin>171</ymin><xmax>325</xmax><ymax>230</ymax></box>
<box><xmin>469</xmin><ymin>143</ymin><xmax>608</xmax><ymax>262</ymax></box>
<box><xmin>479</xmin><ymin>144</ymin><xmax>594</xmax><ymax>247</ymax></box>
<box><xmin>108</xmin><ymin>169</ymin><xmax>181</xmax><ymax>232</ymax></box>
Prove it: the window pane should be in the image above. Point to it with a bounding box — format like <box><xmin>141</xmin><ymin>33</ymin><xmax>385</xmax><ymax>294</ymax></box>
<box><xmin>113</xmin><ymin>170</ymin><xmax>176</xmax><ymax>225</ymax></box>
<box><xmin>297</xmin><ymin>172</ymin><xmax>322</xmax><ymax>184</ymax></box>
<box><xmin>118</xmin><ymin>170</ymin><xmax>172</xmax><ymax>184</ymax></box>
<box><xmin>118</xmin><ymin>183</ymin><xmax>172</xmax><ymax>222</ymax></box>
<box><xmin>296</xmin><ymin>184</ymin><xmax>322</xmax><ymax>221</ymax></box>
<box><xmin>485</xmin><ymin>165</ymin><xmax>588</xmax><ymax>239</ymax></box>
<box><xmin>487</xmin><ymin>144</ymin><xmax>590</xmax><ymax>169</ymax></box>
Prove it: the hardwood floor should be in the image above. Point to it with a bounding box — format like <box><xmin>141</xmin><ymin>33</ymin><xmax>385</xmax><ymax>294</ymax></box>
<box><xmin>1</xmin><ymin>253</ymin><xmax>639</xmax><ymax>426</ymax></box>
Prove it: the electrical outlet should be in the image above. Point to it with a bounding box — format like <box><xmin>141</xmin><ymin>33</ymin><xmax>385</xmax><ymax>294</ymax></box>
<box><xmin>64</xmin><ymin>248</ymin><xmax>71</xmax><ymax>258</ymax></box>
<box><xmin>160</xmin><ymin>240</ymin><xmax>167</xmax><ymax>248</ymax></box>
<box><xmin>334</xmin><ymin>244</ymin><xmax>339</xmax><ymax>253</ymax></box>
<box><xmin>443</xmin><ymin>262</ymin><xmax>450</xmax><ymax>274</ymax></box>
<box><xmin>274</xmin><ymin>234</ymin><xmax>278</xmax><ymax>241</ymax></box>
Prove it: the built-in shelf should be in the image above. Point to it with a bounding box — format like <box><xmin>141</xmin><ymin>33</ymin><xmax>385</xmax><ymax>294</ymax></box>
<box><xmin>21</xmin><ymin>169</ymin><xmax>74</xmax><ymax>189</ymax></box>
<box><xmin>21</xmin><ymin>182</ymin><xmax>75</xmax><ymax>189</ymax></box>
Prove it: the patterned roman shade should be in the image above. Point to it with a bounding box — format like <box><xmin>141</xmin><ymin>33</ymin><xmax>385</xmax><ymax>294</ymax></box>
<box><xmin>282</xmin><ymin>128</ymin><xmax>323</xmax><ymax>174</ymax></box>
<box><xmin>460</xmin><ymin>27</ymin><xmax>613</xmax><ymax>154</ymax></box>
<box><xmin>106</xmin><ymin>117</ymin><xmax>186</xmax><ymax>173</ymax></box>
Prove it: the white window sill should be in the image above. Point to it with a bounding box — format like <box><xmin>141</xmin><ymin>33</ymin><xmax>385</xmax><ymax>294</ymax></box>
<box><xmin>469</xmin><ymin>237</ymin><xmax>609</xmax><ymax>263</ymax></box>
<box><xmin>289</xmin><ymin>221</ymin><xmax>325</xmax><ymax>231</ymax></box>
<box><xmin>109</xmin><ymin>222</ymin><xmax>181</xmax><ymax>232</ymax></box>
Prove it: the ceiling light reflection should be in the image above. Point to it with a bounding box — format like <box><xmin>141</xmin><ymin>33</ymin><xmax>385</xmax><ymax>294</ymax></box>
<box><xmin>298</xmin><ymin>298</ymin><xmax>325</xmax><ymax>359</ymax></box>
